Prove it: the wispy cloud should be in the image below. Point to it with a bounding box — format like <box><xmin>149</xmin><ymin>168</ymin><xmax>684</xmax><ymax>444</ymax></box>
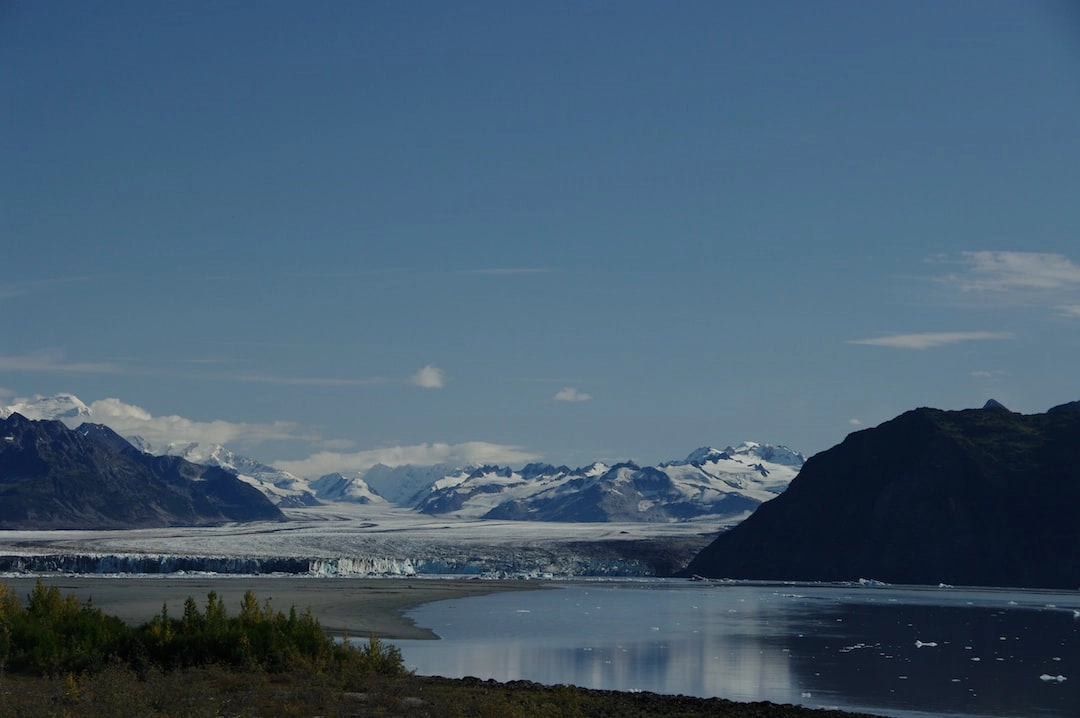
<box><xmin>848</xmin><ymin>331</ymin><xmax>1014</xmax><ymax>350</ymax></box>
<box><xmin>1056</xmin><ymin>304</ymin><xmax>1080</xmax><ymax>318</ymax></box>
<box><xmin>935</xmin><ymin>251</ymin><xmax>1080</xmax><ymax>292</ymax></box>
<box><xmin>0</xmin><ymin>351</ymin><xmax>122</xmax><ymax>374</ymax></box>
<box><xmin>554</xmin><ymin>387</ymin><xmax>592</xmax><ymax>402</ymax></box>
<box><xmin>457</xmin><ymin>268</ymin><xmax>549</xmax><ymax>276</ymax></box>
<box><xmin>0</xmin><ymin>349</ymin><xmax>415</xmax><ymax>388</ymax></box>
<box><xmin>274</xmin><ymin>441</ymin><xmax>542</xmax><ymax>477</ymax></box>
<box><xmin>411</xmin><ymin>364</ymin><xmax>445</xmax><ymax>389</ymax></box>
<box><xmin>237</xmin><ymin>373</ymin><xmax>388</xmax><ymax>387</ymax></box>
<box><xmin>848</xmin><ymin>418</ymin><xmax>862</xmax><ymax>426</ymax></box>
<box><xmin>0</xmin><ymin>276</ymin><xmax>96</xmax><ymax>300</ymax></box>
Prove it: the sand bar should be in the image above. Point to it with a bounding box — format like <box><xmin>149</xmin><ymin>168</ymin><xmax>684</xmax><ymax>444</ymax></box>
<box><xmin>0</xmin><ymin>575</ymin><xmax>546</xmax><ymax>640</ymax></box>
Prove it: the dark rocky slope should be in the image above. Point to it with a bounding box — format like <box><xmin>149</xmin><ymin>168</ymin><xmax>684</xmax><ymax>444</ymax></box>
<box><xmin>0</xmin><ymin>413</ymin><xmax>283</xmax><ymax>529</ymax></box>
<box><xmin>682</xmin><ymin>402</ymin><xmax>1080</xmax><ymax>589</ymax></box>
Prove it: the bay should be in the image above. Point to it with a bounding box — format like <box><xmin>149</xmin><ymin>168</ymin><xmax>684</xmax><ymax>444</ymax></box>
<box><xmin>390</xmin><ymin>580</ymin><xmax>1080</xmax><ymax>718</ymax></box>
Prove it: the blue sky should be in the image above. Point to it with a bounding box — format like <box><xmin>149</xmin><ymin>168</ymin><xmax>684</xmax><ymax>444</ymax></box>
<box><xmin>3</xmin><ymin>1</ymin><xmax>1080</xmax><ymax>476</ymax></box>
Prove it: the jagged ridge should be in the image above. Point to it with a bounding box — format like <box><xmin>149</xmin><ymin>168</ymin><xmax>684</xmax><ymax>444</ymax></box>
<box><xmin>413</xmin><ymin>443</ymin><xmax>804</xmax><ymax>522</ymax></box>
<box><xmin>0</xmin><ymin>414</ymin><xmax>284</xmax><ymax>529</ymax></box>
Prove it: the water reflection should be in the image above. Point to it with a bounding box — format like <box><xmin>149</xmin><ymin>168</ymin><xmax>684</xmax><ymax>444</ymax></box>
<box><xmin>391</xmin><ymin>581</ymin><xmax>1080</xmax><ymax>717</ymax></box>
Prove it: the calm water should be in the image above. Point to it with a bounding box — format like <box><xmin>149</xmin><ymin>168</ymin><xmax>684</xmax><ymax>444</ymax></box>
<box><xmin>389</xmin><ymin>580</ymin><xmax>1080</xmax><ymax>718</ymax></box>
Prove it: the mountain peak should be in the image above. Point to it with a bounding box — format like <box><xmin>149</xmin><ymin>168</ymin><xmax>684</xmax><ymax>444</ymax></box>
<box><xmin>682</xmin><ymin>447</ymin><xmax>730</xmax><ymax>464</ymax></box>
<box><xmin>679</xmin><ymin>442</ymin><xmax>804</xmax><ymax>468</ymax></box>
<box><xmin>0</xmin><ymin>393</ymin><xmax>92</xmax><ymax>422</ymax></box>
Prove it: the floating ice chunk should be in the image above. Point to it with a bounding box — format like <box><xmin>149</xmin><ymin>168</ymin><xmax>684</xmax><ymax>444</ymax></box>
<box><xmin>839</xmin><ymin>643</ymin><xmax>873</xmax><ymax>653</ymax></box>
<box><xmin>1039</xmin><ymin>674</ymin><xmax>1067</xmax><ymax>682</ymax></box>
<box><xmin>915</xmin><ymin>640</ymin><xmax>938</xmax><ymax>648</ymax></box>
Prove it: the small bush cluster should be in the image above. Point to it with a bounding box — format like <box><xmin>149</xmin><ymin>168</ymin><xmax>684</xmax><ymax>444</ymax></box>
<box><xmin>0</xmin><ymin>579</ymin><xmax>404</xmax><ymax>681</ymax></box>
<box><xmin>0</xmin><ymin>580</ymin><xmax>127</xmax><ymax>675</ymax></box>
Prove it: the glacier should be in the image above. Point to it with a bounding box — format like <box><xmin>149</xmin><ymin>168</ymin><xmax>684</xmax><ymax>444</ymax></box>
<box><xmin>0</xmin><ymin>504</ymin><xmax>719</xmax><ymax>578</ymax></box>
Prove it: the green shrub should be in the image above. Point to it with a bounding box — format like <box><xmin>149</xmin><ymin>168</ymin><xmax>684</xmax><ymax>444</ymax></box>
<box><xmin>1</xmin><ymin>580</ymin><xmax>130</xmax><ymax>675</ymax></box>
<box><xmin>0</xmin><ymin>580</ymin><xmax>407</xmax><ymax>681</ymax></box>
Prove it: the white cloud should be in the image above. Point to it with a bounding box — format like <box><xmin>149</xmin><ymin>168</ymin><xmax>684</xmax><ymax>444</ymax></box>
<box><xmin>848</xmin><ymin>418</ymin><xmax>862</xmax><ymax>426</ymax></box>
<box><xmin>554</xmin><ymin>387</ymin><xmax>592</xmax><ymax>402</ymax></box>
<box><xmin>85</xmin><ymin>397</ymin><xmax>298</xmax><ymax>448</ymax></box>
<box><xmin>848</xmin><ymin>331</ymin><xmax>1014</xmax><ymax>350</ymax></box>
<box><xmin>411</xmin><ymin>364</ymin><xmax>445</xmax><ymax>389</ymax></box>
<box><xmin>90</xmin><ymin>397</ymin><xmax>152</xmax><ymax>421</ymax></box>
<box><xmin>936</xmin><ymin>251</ymin><xmax>1080</xmax><ymax>292</ymax></box>
<box><xmin>274</xmin><ymin>441</ymin><xmax>542</xmax><ymax>478</ymax></box>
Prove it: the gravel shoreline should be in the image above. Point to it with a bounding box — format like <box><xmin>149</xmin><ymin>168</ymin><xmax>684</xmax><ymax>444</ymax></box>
<box><xmin>1</xmin><ymin>574</ymin><xmax>547</xmax><ymax>640</ymax></box>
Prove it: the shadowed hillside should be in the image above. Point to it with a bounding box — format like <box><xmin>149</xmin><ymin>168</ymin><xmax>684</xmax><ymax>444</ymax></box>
<box><xmin>0</xmin><ymin>414</ymin><xmax>283</xmax><ymax>529</ymax></box>
<box><xmin>682</xmin><ymin>402</ymin><xmax>1080</xmax><ymax>589</ymax></box>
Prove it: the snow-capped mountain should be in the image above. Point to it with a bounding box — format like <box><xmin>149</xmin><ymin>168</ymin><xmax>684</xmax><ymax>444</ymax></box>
<box><xmin>412</xmin><ymin>442</ymin><xmax>805</xmax><ymax>522</ymax></box>
<box><xmin>361</xmin><ymin>463</ymin><xmax>462</xmax><ymax>506</ymax></box>
<box><xmin>0</xmin><ymin>393</ymin><xmax>92</xmax><ymax>422</ymax></box>
<box><xmin>308</xmin><ymin>472</ymin><xmax>387</xmax><ymax>504</ymax></box>
<box><xmin>147</xmin><ymin>441</ymin><xmax>321</xmax><ymax>508</ymax></box>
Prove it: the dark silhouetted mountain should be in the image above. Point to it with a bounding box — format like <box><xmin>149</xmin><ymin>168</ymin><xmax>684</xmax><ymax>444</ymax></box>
<box><xmin>0</xmin><ymin>414</ymin><xmax>284</xmax><ymax>529</ymax></box>
<box><xmin>681</xmin><ymin>403</ymin><xmax>1080</xmax><ymax>589</ymax></box>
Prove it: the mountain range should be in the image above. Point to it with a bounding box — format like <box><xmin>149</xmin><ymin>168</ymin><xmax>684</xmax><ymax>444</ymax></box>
<box><xmin>682</xmin><ymin>400</ymin><xmax>1080</xmax><ymax>589</ymax></box>
<box><xmin>412</xmin><ymin>443</ymin><xmax>803</xmax><ymax>522</ymax></box>
<box><xmin>1</xmin><ymin>393</ymin><xmax>803</xmax><ymax>525</ymax></box>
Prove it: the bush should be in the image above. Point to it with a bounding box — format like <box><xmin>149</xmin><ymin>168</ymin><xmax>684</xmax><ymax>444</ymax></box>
<box><xmin>1</xmin><ymin>580</ymin><xmax>129</xmax><ymax>675</ymax></box>
<box><xmin>0</xmin><ymin>581</ymin><xmax>407</xmax><ymax>681</ymax></box>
